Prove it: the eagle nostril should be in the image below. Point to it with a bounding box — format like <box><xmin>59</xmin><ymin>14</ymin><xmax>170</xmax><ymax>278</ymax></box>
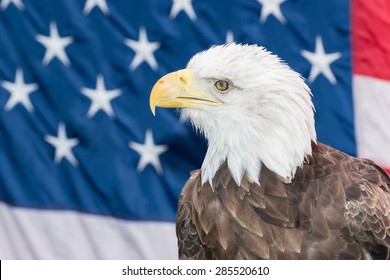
<box><xmin>179</xmin><ymin>76</ymin><xmax>187</xmax><ymax>85</ymax></box>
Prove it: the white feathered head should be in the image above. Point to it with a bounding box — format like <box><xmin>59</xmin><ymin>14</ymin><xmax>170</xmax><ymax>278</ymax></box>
<box><xmin>150</xmin><ymin>44</ymin><xmax>316</xmax><ymax>186</ymax></box>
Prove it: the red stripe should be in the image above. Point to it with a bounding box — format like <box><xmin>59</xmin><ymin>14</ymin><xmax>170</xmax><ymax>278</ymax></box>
<box><xmin>352</xmin><ymin>0</ymin><xmax>390</xmax><ymax>80</ymax></box>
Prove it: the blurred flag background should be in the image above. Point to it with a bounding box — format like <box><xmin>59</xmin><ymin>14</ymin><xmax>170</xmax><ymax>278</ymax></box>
<box><xmin>0</xmin><ymin>0</ymin><xmax>388</xmax><ymax>259</ymax></box>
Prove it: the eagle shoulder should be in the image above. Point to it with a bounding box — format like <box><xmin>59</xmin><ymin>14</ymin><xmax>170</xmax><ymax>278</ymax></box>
<box><xmin>307</xmin><ymin>142</ymin><xmax>390</xmax><ymax>259</ymax></box>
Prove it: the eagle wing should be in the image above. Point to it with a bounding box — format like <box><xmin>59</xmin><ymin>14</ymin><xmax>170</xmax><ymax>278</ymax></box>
<box><xmin>295</xmin><ymin>143</ymin><xmax>390</xmax><ymax>259</ymax></box>
<box><xmin>344</xmin><ymin>158</ymin><xmax>390</xmax><ymax>259</ymax></box>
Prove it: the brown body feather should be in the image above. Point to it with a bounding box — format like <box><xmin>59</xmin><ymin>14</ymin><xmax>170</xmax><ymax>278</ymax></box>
<box><xmin>176</xmin><ymin>142</ymin><xmax>390</xmax><ymax>259</ymax></box>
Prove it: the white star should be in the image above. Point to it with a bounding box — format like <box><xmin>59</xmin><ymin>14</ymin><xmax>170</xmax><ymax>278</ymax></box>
<box><xmin>45</xmin><ymin>123</ymin><xmax>79</xmax><ymax>166</ymax></box>
<box><xmin>36</xmin><ymin>22</ymin><xmax>74</xmax><ymax>66</ymax></box>
<box><xmin>124</xmin><ymin>26</ymin><xmax>160</xmax><ymax>71</ymax></box>
<box><xmin>170</xmin><ymin>0</ymin><xmax>197</xmax><ymax>21</ymax></box>
<box><xmin>81</xmin><ymin>74</ymin><xmax>122</xmax><ymax>118</ymax></box>
<box><xmin>129</xmin><ymin>129</ymin><xmax>168</xmax><ymax>174</ymax></box>
<box><xmin>258</xmin><ymin>0</ymin><xmax>287</xmax><ymax>24</ymax></box>
<box><xmin>300</xmin><ymin>36</ymin><xmax>342</xmax><ymax>84</ymax></box>
<box><xmin>225</xmin><ymin>30</ymin><xmax>235</xmax><ymax>44</ymax></box>
<box><xmin>1</xmin><ymin>68</ymin><xmax>38</xmax><ymax>112</ymax></box>
<box><xmin>83</xmin><ymin>0</ymin><xmax>109</xmax><ymax>15</ymax></box>
<box><xmin>0</xmin><ymin>0</ymin><xmax>24</xmax><ymax>10</ymax></box>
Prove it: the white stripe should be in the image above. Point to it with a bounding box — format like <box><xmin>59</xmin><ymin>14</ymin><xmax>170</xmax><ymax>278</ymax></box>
<box><xmin>353</xmin><ymin>75</ymin><xmax>390</xmax><ymax>167</ymax></box>
<box><xmin>0</xmin><ymin>202</ymin><xmax>177</xmax><ymax>259</ymax></box>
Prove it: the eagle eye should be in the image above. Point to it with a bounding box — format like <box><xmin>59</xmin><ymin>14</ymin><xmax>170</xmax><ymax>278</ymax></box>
<box><xmin>214</xmin><ymin>80</ymin><xmax>230</xmax><ymax>93</ymax></box>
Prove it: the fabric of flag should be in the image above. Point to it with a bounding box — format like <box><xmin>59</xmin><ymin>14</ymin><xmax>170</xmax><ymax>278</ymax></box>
<box><xmin>0</xmin><ymin>0</ymin><xmax>388</xmax><ymax>259</ymax></box>
<box><xmin>352</xmin><ymin>0</ymin><xmax>390</xmax><ymax>174</ymax></box>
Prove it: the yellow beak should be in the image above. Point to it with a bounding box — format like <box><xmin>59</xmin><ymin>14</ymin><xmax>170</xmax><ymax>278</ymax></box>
<box><xmin>149</xmin><ymin>69</ymin><xmax>222</xmax><ymax>115</ymax></box>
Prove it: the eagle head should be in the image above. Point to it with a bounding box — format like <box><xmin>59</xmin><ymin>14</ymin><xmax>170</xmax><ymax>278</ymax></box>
<box><xmin>150</xmin><ymin>44</ymin><xmax>316</xmax><ymax>186</ymax></box>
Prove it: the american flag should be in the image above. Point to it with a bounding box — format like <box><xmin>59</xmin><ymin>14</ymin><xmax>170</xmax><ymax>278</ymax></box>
<box><xmin>0</xmin><ymin>0</ymin><xmax>388</xmax><ymax>259</ymax></box>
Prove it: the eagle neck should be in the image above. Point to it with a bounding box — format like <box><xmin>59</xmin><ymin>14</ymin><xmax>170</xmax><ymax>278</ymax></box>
<box><xmin>198</xmin><ymin>112</ymin><xmax>314</xmax><ymax>187</ymax></box>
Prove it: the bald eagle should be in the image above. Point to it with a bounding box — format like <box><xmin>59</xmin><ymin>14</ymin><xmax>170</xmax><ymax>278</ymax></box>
<box><xmin>149</xmin><ymin>44</ymin><xmax>390</xmax><ymax>260</ymax></box>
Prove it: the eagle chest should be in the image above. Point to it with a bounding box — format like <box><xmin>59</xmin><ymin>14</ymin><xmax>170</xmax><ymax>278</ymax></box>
<box><xmin>176</xmin><ymin>165</ymin><xmax>362</xmax><ymax>260</ymax></box>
